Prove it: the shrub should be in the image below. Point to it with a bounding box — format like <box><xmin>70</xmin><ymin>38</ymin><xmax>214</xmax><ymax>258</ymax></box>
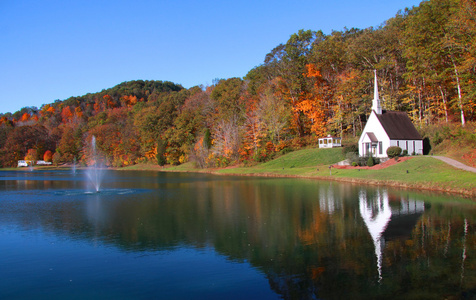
<box><xmin>387</xmin><ymin>146</ymin><xmax>402</xmax><ymax>158</ymax></box>
<box><xmin>367</xmin><ymin>155</ymin><xmax>374</xmax><ymax>167</ymax></box>
<box><xmin>279</xmin><ymin>147</ymin><xmax>293</xmax><ymax>156</ymax></box>
<box><xmin>342</xmin><ymin>144</ymin><xmax>359</xmax><ymax>156</ymax></box>
<box><xmin>402</xmin><ymin>149</ymin><xmax>408</xmax><ymax>156</ymax></box>
<box><xmin>346</xmin><ymin>152</ymin><xmax>359</xmax><ymax>166</ymax></box>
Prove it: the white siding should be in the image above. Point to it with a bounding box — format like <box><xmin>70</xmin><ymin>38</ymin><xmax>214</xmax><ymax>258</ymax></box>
<box><xmin>359</xmin><ymin>111</ymin><xmax>423</xmax><ymax>157</ymax></box>
<box><xmin>318</xmin><ymin>137</ymin><xmax>341</xmax><ymax>148</ymax></box>
<box><xmin>358</xmin><ymin>111</ymin><xmax>390</xmax><ymax>158</ymax></box>
<box><xmin>390</xmin><ymin>140</ymin><xmax>423</xmax><ymax>155</ymax></box>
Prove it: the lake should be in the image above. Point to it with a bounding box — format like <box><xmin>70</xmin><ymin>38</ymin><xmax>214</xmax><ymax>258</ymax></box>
<box><xmin>0</xmin><ymin>170</ymin><xmax>474</xmax><ymax>299</ymax></box>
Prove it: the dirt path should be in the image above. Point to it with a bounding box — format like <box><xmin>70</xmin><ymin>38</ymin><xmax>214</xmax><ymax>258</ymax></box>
<box><xmin>432</xmin><ymin>156</ymin><xmax>476</xmax><ymax>173</ymax></box>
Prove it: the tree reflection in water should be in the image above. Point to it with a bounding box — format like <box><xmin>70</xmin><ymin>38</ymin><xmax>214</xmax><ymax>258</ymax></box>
<box><xmin>0</xmin><ymin>171</ymin><xmax>474</xmax><ymax>299</ymax></box>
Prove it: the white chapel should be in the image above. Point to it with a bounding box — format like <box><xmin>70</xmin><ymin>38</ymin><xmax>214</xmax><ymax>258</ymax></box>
<box><xmin>358</xmin><ymin>71</ymin><xmax>423</xmax><ymax>158</ymax></box>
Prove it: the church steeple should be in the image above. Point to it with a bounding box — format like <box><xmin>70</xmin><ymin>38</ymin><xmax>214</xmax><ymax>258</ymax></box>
<box><xmin>372</xmin><ymin>70</ymin><xmax>382</xmax><ymax>114</ymax></box>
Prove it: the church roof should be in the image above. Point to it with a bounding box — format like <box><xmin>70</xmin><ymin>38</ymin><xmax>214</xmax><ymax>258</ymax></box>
<box><xmin>376</xmin><ymin>111</ymin><xmax>422</xmax><ymax>140</ymax></box>
<box><xmin>365</xmin><ymin>132</ymin><xmax>378</xmax><ymax>142</ymax></box>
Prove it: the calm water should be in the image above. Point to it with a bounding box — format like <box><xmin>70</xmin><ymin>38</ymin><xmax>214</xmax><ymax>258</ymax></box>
<box><xmin>0</xmin><ymin>170</ymin><xmax>475</xmax><ymax>299</ymax></box>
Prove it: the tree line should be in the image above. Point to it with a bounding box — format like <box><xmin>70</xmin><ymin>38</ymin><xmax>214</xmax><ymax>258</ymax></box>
<box><xmin>0</xmin><ymin>0</ymin><xmax>475</xmax><ymax>168</ymax></box>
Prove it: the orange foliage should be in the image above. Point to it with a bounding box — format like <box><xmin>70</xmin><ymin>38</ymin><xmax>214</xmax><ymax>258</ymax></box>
<box><xmin>287</xmin><ymin>63</ymin><xmax>330</xmax><ymax>136</ymax></box>
<box><xmin>145</xmin><ymin>146</ymin><xmax>158</xmax><ymax>160</ymax></box>
<box><xmin>43</xmin><ymin>150</ymin><xmax>53</xmax><ymax>162</ymax></box>
<box><xmin>294</xmin><ymin>99</ymin><xmax>327</xmax><ymax>136</ymax></box>
<box><xmin>20</xmin><ymin>113</ymin><xmax>30</xmax><ymax>122</ymax></box>
<box><xmin>40</xmin><ymin>104</ymin><xmax>54</xmax><ymax>117</ymax></box>
<box><xmin>74</xmin><ymin>106</ymin><xmax>83</xmax><ymax>118</ymax></box>
<box><xmin>194</xmin><ymin>136</ymin><xmax>204</xmax><ymax>152</ymax></box>
<box><xmin>103</xmin><ymin>95</ymin><xmax>117</xmax><ymax>109</ymax></box>
<box><xmin>121</xmin><ymin>95</ymin><xmax>138</xmax><ymax>107</ymax></box>
<box><xmin>305</xmin><ymin>63</ymin><xmax>322</xmax><ymax>78</ymax></box>
<box><xmin>94</xmin><ymin>100</ymin><xmax>104</xmax><ymax>112</ymax></box>
<box><xmin>61</xmin><ymin>106</ymin><xmax>73</xmax><ymax>123</ymax></box>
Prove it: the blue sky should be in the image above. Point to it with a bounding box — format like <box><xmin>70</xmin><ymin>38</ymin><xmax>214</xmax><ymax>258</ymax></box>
<box><xmin>1</xmin><ymin>0</ymin><xmax>422</xmax><ymax>114</ymax></box>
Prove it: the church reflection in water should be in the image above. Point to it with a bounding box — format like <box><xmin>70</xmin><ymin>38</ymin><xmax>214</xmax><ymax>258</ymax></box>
<box><xmin>358</xmin><ymin>189</ymin><xmax>424</xmax><ymax>282</ymax></box>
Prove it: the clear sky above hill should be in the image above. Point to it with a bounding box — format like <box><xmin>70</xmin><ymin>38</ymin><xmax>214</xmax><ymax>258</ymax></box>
<box><xmin>1</xmin><ymin>0</ymin><xmax>422</xmax><ymax>114</ymax></box>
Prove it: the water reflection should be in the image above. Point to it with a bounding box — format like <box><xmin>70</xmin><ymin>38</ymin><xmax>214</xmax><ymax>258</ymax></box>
<box><xmin>359</xmin><ymin>189</ymin><xmax>392</xmax><ymax>282</ymax></box>
<box><xmin>359</xmin><ymin>190</ymin><xmax>425</xmax><ymax>282</ymax></box>
<box><xmin>0</xmin><ymin>171</ymin><xmax>474</xmax><ymax>299</ymax></box>
<box><xmin>319</xmin><ymin>182</ymin><xmax>343</xmax><ymax>214</ymax></box>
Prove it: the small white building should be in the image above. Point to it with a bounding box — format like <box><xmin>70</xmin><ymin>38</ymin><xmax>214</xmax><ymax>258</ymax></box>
<box><xmin>17</xmin><ymin>160</ymin><xmax>28</xmax><ymax>167</ymax></box>
<box><xmin>318</xmin><ymin>135</ymin><xmax>342</xmax><ymax>148</ymax></box>
<box><xmin>359</xmin><ymin>71</ymin><xmax>423</xmax><ymax>158</ymax></box>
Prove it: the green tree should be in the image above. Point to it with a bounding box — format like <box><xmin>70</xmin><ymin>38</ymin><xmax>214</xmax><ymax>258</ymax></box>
<box><xmin>203</xmin><ymin>128</ymin><xmax>212</xmax><ymax>150</ymax></box>
<box><xmin>156</xmin><ymin>138</ymin><xmax>166</xmax><ymax>166</ymax></box>
<box><xmin>210</xmin><ymin>77</ymin><xmax>245</xmax><ymax>121</ymax></box>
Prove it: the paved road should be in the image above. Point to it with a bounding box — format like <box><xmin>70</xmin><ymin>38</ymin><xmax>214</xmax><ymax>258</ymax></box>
<box><xmin>432</xmin><ymin>156</ymin><xmax>476</xmax><ymax>173</ymax></box>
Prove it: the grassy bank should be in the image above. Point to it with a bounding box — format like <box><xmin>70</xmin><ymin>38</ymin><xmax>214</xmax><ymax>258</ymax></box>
<box><xmin>160</xmin><ymin>147</ymin><xmax>476</xmax><ymax>197</ymax></box>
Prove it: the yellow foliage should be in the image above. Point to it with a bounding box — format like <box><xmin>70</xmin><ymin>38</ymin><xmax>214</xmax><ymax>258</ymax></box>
<box><xmin>179</xmin><ymin>155</ymin><xmax>187</xmax><ymax>164</ymax></box>
<box><xmin>145</xmin><ymin>147</ymin><xmax>157</xmax><ymax>159</ymax></box>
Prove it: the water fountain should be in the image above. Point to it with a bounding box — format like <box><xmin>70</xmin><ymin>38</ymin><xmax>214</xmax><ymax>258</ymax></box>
<box><xmin>51</xmin><ymin>135</ymin><xmax>137</xmax><ymax>197</ymax></box>
<box><xmin>72</xmin><ymin>157</ymin><xmax>77</xmax><ymax>175</ymax></box>
<box><xmin>85</xmin><ymin>136</ymin><xmax>104</xmax><ymax>193</ymax></box>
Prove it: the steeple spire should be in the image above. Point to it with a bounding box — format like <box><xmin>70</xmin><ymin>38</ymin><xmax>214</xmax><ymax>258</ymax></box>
<box><xmin>372</xmin><ymin>70</ymin><xmax>382</xmax><ymax>114</ymax></box>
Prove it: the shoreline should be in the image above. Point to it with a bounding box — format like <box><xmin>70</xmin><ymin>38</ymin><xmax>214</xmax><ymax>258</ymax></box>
<box><xmin>6</xmin><ymin>158</ymin><xmax>475</xmax><ymax>198</ymax></box>
<box><xmin>160</xmin><ymin>168</ymin><xmax>476</xmax><ymax>198</ymax></box>
<box><xmin>144</xmin><ymin>161</ymin><xmax>476</xmax><ymax>198</ymax></box>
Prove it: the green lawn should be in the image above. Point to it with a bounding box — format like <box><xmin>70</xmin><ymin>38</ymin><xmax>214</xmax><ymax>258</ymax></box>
<box><xmin>217</xmin><ymin>147</ymin><xmax>344</xmax><ymax>176</ymax></box>
<box><xmin>331</xmin><ymin>157</ymin><xmax>476</xmax><ymax>193</ymax></box>
<box><xmin>213</xmin><ymin>149</ymin><xmax>475</xmax><ymax>196</ymax></box>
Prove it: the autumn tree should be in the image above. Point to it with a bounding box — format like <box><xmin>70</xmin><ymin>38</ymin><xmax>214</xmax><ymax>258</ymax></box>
<box><xmin>0</xmin><ymin>125</ymin><xmax>53</xmax><ymax>167</ymax></box>
<box><xmin>56</xmin><ymin>123</ymin><xmax>84</xmax><ymax>163</ymax></box>
<box><xmin>209</xmin><ymin>78</ymin><xmax>247</xmax><ymax>162</ymax></box>
<box><xmin>212</xmin><ymin>116</ymin><xmax>241</xmax><ymax>165</ymax></box>
<box><xmin>25</xmin><ymin>149</ymin><xmax>38</xmax><ymax>165</ymax></box>
<box><xmin>52</xmin><ymin>152</ymin><xmax>61</xmax><ymax>166</ymax></box>
<box><xmin>257</xmin><ymin>88</ymin><xmax>290</xmax><ymax>143</ymax></box>
<box><xmin>210</xmin><ymin>77</ymin><xmax>246</xmax><ymax>121</ymax></box>
<box><xmin>88</xmin><ymin>107</ymin><xmax>140</xmax><ymax>167</ymax></box>
<box><xmin>43</xmin><ymin>150</ymin><xmax>53</xmax><ymax>162</ymax></box>
<box><xmin>133</xmin><ymin>90</ymin><xmax>188</xmax><ymax>160</ymax></box>
<box><xmin>265</xmin><ymin>29</ymin><xmax>317</xmax><ymax>136</ymax></box>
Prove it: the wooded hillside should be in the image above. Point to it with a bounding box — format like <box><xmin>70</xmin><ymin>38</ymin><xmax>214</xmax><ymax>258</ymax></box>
<box><xmin>1</xmin><ymin>0</ymin><xmax>475</xmax><ymax>168</ymax></box>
